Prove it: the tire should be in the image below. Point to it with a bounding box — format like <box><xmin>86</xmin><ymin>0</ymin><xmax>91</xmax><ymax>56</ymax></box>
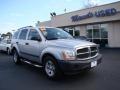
<box><xmin>43</xmin><ymin>56</ymin><xmax>61</xmax><ymax>79</ymax></box>
<box><xmin>7</xmin><ymin>48</ymin><xmax>10</xmax><ymax>55</ymax></box>
<box><xmin>13</xmin><ymin>50</ymin><xmax>21</xmax><ymax>64</ymax></box>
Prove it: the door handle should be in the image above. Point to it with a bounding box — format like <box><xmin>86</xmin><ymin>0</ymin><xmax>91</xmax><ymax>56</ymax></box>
<box><xmin>25</xmin><ymin>43</ymin><xmax>29</xmax><ymax>45</ymax></box>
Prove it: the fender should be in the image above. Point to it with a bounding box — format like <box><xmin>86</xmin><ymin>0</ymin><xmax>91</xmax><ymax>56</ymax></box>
<box><xmin>39</xmin><ymin>46</ymin><xmax>63</xmax><ymax>63</ymax></box>
<box><xmin>11</xmin><ymin>43</ymin><xmax>21</xmax><ymax>55</ymax></box>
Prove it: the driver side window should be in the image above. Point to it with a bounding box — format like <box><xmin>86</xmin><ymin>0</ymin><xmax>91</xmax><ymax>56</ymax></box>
<box><xmin>28</xmin><ymin>29</ymin><xmax>41</xmax><ymax>41</ymax></box>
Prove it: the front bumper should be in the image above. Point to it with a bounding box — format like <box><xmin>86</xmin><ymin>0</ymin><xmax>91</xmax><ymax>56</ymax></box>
<box><xmin>58</xmin><ymin>54</ymin><xmax>102</xmax><ymax>73</ymax></box>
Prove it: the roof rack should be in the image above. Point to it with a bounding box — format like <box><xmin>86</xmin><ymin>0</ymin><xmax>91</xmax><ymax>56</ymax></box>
<box><xmin>18</xmin><ymin>26</ymin><xmax>33</xmax><ymax>30</ymax></box>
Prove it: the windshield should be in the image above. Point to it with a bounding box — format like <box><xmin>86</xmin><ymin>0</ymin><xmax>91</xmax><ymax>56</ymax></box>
<box><xmin>39</xmin><ymin>28</ymin><xmax>73</xmax><ymax>40</ymax></box>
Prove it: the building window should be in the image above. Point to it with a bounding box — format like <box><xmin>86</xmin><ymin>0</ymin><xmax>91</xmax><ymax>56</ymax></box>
<box><xmin>63</xmin><ymin>27</ymin><xmax>80</xmax><ymax>36</ymax></box>
<box><xmin>75</xmin><ymin>30</ymin><xmax>80</xmax><ymax>36</ymax></box>
<box><xmin>93</xmin><ymin>28</ymin><xmax>100</xmax><ymax>38</ymax></box>
<box><xmin>101</xmin><ymin>24</ymin><xmax>108</xmax><ymax>38</ymax></box>
<box><xmin>87</xmin><ymin>29</ymin><xmax>92</xmax><ymax>38</ymax></box>
<box><xmin>86</xmin><ymin>24</ymin><xmax>108</xmax><ymax>46</ymax></box>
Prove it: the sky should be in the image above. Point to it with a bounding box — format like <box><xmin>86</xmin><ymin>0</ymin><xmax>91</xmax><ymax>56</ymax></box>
<box><xmin>0</xmin><ymin>0</ymin><xmax>120</xmax><ymax>34</ymax></box>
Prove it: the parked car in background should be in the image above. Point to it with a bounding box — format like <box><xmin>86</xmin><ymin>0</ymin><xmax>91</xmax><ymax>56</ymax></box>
<box><xmin>0</xmin><ymin>39</ymin><xmax>11</xmax><ymax>55</ymax></box>
<box><xmin>0</xmin><ymin>38</ymin><xmax>2</xmax><ymax>42</ymax></box>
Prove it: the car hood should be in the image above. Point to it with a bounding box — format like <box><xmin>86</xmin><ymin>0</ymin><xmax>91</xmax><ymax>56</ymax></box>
<box><xmin>47</xmin><ymin>39</ymin><xmax>96</xmax><ymax>49</ymax></box>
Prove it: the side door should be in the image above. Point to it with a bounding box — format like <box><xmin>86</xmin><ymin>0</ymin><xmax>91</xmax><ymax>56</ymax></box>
<box><xmin>23</xmin><ymin>29</ymin><xmax>42</xmax><ymax>62</ymax></box>
<box><xmin>18</xmin><ymin>29</ymin><xmax>29</xmax><ymax>57</ymax></box>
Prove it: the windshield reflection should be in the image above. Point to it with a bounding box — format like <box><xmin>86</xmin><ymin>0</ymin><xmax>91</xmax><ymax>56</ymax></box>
<box><xmin>40</xmin><ymin>28</ymin><xmax>73</xmax><ymax>40</ymax></box>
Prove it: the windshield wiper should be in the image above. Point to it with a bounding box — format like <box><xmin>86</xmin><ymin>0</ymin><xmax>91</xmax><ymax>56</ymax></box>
<box><xmin>47</xmin><ymin>37</ymin><xmax>59</xmax><ymax>40</ymax></box>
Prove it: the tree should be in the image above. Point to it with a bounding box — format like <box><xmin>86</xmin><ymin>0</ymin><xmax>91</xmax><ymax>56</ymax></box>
<box><xmin>1</xmin><ymin>32</ymin><xmax>12</xmax><ymax>39</ymax></box>
<box><xmin>1</xmin><ymin>34</ymin><xmax>6</xmax><ymax>39</ymax></box>
<box><xmin>6</xmin><ymin>32</ymin><xmax>12</xmax><ymax>36</ymax></box>
<box><xmin>6</xmin><ymin>32</ymin><xmax>12</xmax><ymax>39</ymax></box>
<box><xmin>84</xmin><ymin>0</ymin><xmax>98</xmax><ymax>8</ymax></box>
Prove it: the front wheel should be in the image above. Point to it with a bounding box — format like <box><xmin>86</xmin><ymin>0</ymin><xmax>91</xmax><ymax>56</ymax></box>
<box><xmin>13</xmin><ymin>50</ymin><xmax>21</xmax><ymax>64</ymax></box>
<box><xmin>43</xmin><ymin>56</ymin><xmax>61</xmax><ymax>79</ymax></box>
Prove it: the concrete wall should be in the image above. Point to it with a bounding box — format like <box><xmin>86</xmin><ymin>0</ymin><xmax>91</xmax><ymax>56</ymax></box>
<box><xmin>108</xmin><ymin>21</ymin><xmax>120</xmax><ymax>47</ymax></box>
<box><xmin>79</xmin><ymin>26</ymin><xmax>86</xmax><ymax>36</ymax></box>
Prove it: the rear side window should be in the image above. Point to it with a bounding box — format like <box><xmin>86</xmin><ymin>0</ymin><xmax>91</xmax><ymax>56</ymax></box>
<box><xmin>13</xmin><ymin>30</ymin><xmax>20</xmax><ymax>39</ymax></box>
<box><xmin>19</xmin><ymin>29</ymin><xmax>28</xmax><ymax>40</ymax></box>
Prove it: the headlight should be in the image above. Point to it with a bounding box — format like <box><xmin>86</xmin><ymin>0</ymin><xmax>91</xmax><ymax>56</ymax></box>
<box><xmin>62</xmin><ymin>50</ymin><xmax>75</xmax><ymax>60</ymax></box>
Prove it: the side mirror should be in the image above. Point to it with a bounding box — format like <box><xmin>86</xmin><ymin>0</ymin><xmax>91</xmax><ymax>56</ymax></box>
<box><xmin>7</xmin><ymin>40</ymin><xmax>11</xmax><ymax>44</ymax></box>
<box><xmin>31</xmin><ymin>37</ymin><xmax>41</xmax><ymax>41</ymax></box>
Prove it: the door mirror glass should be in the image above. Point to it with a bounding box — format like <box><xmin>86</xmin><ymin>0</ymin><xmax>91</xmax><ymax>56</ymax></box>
<box><xmin>7</xmin><ymin>40</ymin><xmax>11</xmax><ymax>44</ymax></box>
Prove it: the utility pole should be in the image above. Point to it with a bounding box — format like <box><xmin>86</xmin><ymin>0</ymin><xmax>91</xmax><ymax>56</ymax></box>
<box><xmin>64</xmin><ymin>8</ymin><xmax>66</xmax><ymax>13</ymax></box>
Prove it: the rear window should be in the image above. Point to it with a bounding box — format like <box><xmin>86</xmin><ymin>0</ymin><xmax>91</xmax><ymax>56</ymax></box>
<box><xmin>13</xmin><ymin>30</ymin><xmax>20</xmax><ymax>39</ymax></box>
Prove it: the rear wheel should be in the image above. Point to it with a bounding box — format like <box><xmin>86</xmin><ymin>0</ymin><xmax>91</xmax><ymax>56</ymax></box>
<box><xmin>43</xmin><ymin>56</ymin><xmax>61</xmax><ymax>79</ymax></box>
<box><xmin>13</xmin><ymin>50</ymin><xmax>21</xmax><ymax>64</ymax></box>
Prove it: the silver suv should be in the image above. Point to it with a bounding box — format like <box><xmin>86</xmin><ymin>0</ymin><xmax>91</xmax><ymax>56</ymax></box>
<box><xmin>11</xmin><ymin>26</ymin><xmax>102</xmax><ymax>79</ymax></box>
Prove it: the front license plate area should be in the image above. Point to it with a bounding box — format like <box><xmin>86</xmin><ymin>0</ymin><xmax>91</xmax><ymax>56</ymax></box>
<box><xmin>91</xmin><ymin>61</ymin><xmax>97</xmax><ymax>67</ymax></box>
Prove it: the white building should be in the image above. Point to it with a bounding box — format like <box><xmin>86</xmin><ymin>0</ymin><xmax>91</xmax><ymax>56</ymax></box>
<box><xmin>36</xmin><ymin>1</ymin><xmax>120</xmax><ymax>47</ymax></box>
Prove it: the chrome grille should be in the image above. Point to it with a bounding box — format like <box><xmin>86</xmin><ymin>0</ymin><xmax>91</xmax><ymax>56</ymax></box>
<box><xmin>77</xmin><ymin>48</ymin><xmax>88</xmax><ymax>54</ymax></box>
<box><xmin>90</xmin><ymin>47</ymin><xmax>97</xmax><ymax>51</ymax></box>
<box><xmin>77</xmin><ymin>53</ymin><xmax>89</xmax><ymax>59</ymax></box>
<box><xmin>76</xmin><ymin>46</ymin><xmax>98</xmax><ymax>60</ymax></box>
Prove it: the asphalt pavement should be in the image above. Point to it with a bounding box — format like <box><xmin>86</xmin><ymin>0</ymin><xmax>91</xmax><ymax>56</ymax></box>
<box><xmin>0</xmin><ymin>48</ymin><xmax>120</xmax><ymax>90</ymax></box>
